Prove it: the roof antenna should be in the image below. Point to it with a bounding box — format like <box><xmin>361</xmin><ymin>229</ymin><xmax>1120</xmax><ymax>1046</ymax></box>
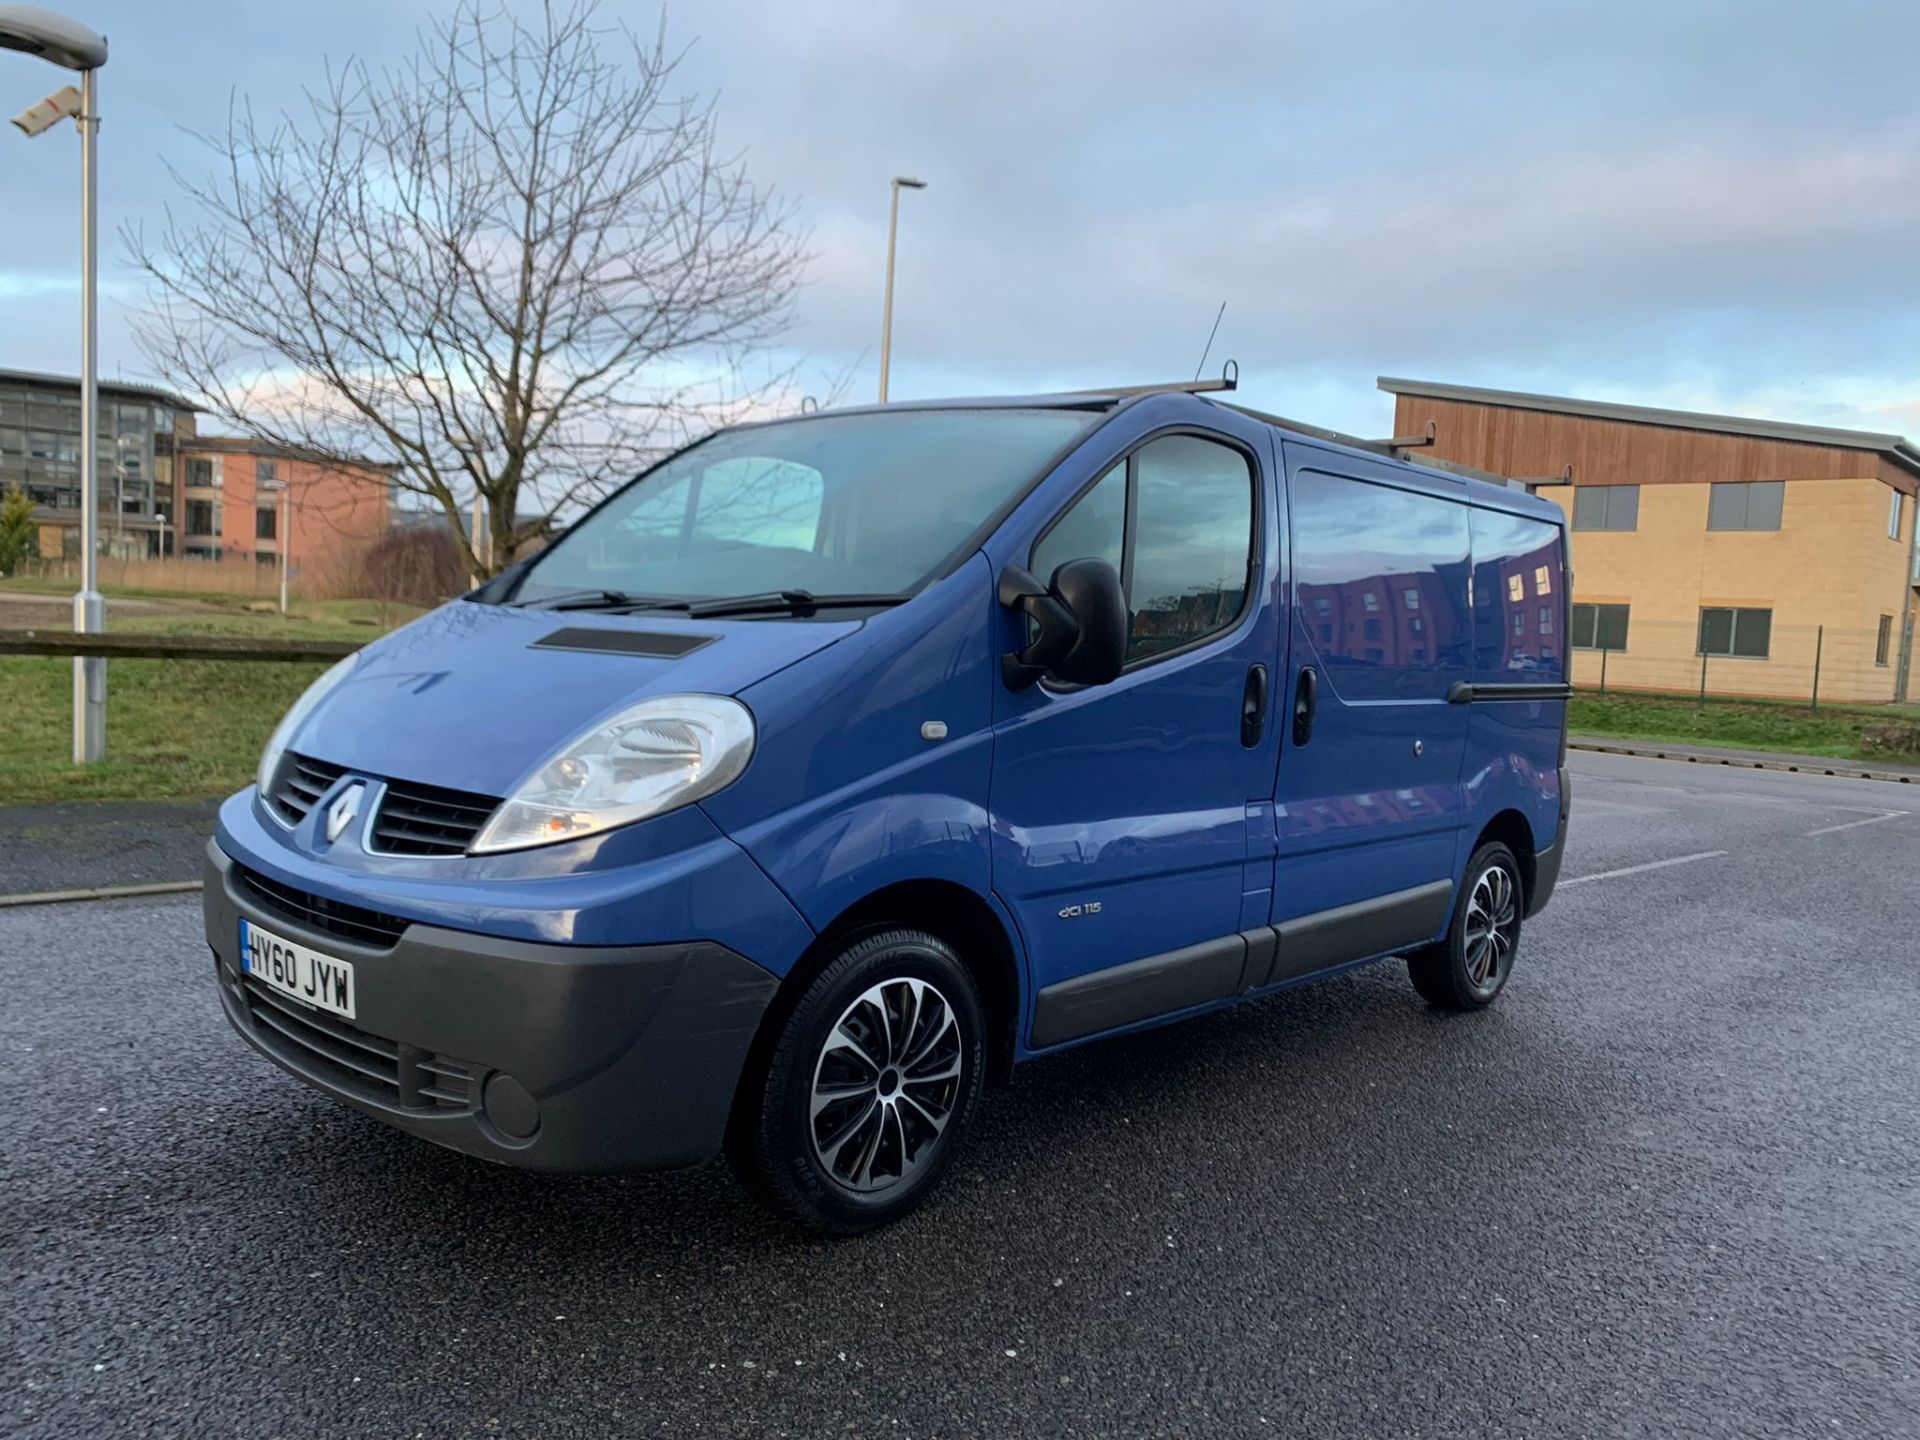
<box><xmin>1193</xmin><ymin>302</ymin><xmax>1226</xmax><ymax>382</ymax></box>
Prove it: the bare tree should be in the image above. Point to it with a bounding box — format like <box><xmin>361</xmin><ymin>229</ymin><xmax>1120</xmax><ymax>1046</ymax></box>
<box><xmin>128</xmin><ymin>0</ymin><xmax>810</xmax><ymax>577</ymax></box>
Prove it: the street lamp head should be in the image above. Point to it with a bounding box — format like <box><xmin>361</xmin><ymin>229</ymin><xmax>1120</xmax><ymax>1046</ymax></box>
<box><xmin>893</xmin><ymin>176</ymin><xmax>927</xmax><ymax>190</ymax></box>
<box><xmin>0</xmin><ymin>6</ymin><xmax>107</xmax><ymax>70</ymax></box>
<box><xmin>11</xmin><ymin>78</ymin><xmax>77</xmax><ymax>135</ymax></box>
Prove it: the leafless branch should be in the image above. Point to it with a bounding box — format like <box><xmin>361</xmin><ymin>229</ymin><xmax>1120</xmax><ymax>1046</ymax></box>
<box><xmin>126</xmin><ymin>0</ymin><xmax>812</xmax><ymax>576</ymax></box>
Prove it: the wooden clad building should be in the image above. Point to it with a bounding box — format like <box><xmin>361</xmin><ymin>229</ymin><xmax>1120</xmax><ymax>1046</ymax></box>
<box><xmin>1379</xmin><ymin>378</ymin><xmax>1920</xmax><ymax>704</ymax></box>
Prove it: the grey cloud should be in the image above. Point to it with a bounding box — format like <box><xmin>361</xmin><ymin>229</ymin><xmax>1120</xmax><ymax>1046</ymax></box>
<box><xmin>2</xmin><ymin>0</ymin><xmax>1915</xmax><ymax>436</ymax></box>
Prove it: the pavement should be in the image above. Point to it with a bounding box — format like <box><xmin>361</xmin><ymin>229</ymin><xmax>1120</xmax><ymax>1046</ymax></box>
<box><xmin>1572</xmin><ymin>733</ymin><xmax>1920</xmax><ymax>781</ymax></box>
<box><xmin>0</xmin><ymin>591</ymin><xmax>168</xmax><ymax>634</ymax></box>
<box><xmin>3</xmin><ymin>750</ymin><xmax>1916</xmax><ymax>1438</ymax></box>
<box><xmin>0</xmin><ymin>800</ymin><xmax>221</xmax><ymax>897</ymax></box>
<box><xmin>0</xmin><ymin>592</ymin><xmax>164</xmax><ymax>611</ymax></box>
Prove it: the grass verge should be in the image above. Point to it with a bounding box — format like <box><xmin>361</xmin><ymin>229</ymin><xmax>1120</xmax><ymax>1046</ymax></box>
<box><xmin>1570</xmin><ymin>690</ymin><xmax>1920</xmax><ymax>768</ymax></box>
<box><xmin>0</xmin><ymin>608</ymin><xmax>418</xmax><ymax>806</ymax></box>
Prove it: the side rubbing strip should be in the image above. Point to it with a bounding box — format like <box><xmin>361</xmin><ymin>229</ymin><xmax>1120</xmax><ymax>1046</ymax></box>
<box><xmin>1238</xmin><ymin>926</ymin><xmax>1278</xmax><ymax>992</ymax></box>
<box><xmin>531</xmin><ymin>627</ymin><xmax>717</xmax><ymax>658</ymax></box>
<box><xmin>1027</xmin><ymin>881</ymin><xmax>1457</xmax><ymax>1049</ymax></box>
<box><xmin>1030</xmin><ymin>934</ymin><xmax>1245</xmax><ymax>1048</ymax></box>
<box><xmin>1269</xmin><ymin>879</ymin><xmax>1455</xmax><ymax>982</ymax></box>
<box><xmin>1448</xmin><ymin>681</ymin><xmax>1575</xmax><ymax>703</ymax></box>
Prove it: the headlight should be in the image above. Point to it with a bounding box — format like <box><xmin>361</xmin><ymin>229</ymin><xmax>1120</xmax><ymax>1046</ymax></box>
<box><xmin>257</xmin><ymin>654</ymin><xmax>358</xmax><ymax>797</ymax></box>
<box><xmin>470</xmin><ymin>694</ymin><xmax>756</xmax><ymax>854</ymax></box>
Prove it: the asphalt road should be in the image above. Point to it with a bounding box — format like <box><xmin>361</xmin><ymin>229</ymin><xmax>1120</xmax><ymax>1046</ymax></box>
<box><xmin>4</xmin><ymin>751</ymin><xmax>1916</xmax><ymax>1438</ymax></box>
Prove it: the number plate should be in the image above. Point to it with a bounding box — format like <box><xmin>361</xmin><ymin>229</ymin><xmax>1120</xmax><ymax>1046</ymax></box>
<box><xmin>239</xmin><ymin>917</ymin><xmax>357</xmax><ymax>1020</ymax></box>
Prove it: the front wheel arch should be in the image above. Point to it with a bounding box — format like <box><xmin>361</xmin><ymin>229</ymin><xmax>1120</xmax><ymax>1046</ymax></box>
<box><xmin>726</xmin><ymin>879</ymin><xmax>1022</xmax><ymax>1153</ymax></box>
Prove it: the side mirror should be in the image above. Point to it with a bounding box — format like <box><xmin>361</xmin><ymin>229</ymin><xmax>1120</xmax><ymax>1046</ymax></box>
<box><xmin>998</xmin><ymin>558</ymin><xmax>1129</xmax><ymax>691</ymax></box>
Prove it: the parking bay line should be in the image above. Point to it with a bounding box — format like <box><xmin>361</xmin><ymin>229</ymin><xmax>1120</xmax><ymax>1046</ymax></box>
<box><xmin>1806</xmin><ymin>811</ymin><xmax>1907</xmax><ymax>837</ymax></box>
<box><xmin>1559</xmin><ymin>850</ymin><xmax>1728</xmax><ymax>888</ymax></box>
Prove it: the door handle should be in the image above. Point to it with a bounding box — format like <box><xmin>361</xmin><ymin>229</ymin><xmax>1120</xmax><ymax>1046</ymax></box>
<box><xmin>1240</xmin><ymin>664</ymin><xmax>1268</xmax><ymax>748</ymax></box>
<box><xmin>1292</xmin><ymin>666</ymin><xmax>1318</xmax><ymax>746</ymax></box>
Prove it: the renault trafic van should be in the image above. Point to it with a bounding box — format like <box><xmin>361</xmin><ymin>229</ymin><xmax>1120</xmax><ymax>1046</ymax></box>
<box><xmin>205</xmin><ymin>384</ymin><xmax>1571</xmax><ymax>1233</ymax></box>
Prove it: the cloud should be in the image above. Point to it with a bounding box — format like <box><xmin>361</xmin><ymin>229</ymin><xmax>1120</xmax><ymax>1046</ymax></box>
<box><xmin>2</xmin><ymin>0</ymin><xmax>1917</xmax><ymax>444</ymax></box>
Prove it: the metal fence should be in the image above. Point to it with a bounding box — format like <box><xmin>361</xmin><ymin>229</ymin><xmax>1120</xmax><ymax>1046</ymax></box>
<box><xmin>1572</xmin><ymin>615</ymin><xmax>1914</xmax><ymax>708</ymax></box>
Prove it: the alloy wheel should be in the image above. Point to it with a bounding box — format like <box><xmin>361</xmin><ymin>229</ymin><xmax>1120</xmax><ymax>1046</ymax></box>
<box><xmin>1462</xmin><ymin>863</ymin><xmax>1519</xmax><ymax>994</ymax></box>
<box><xmin>809</xmin><ymin>976</ymin><xmax>965</xmax><ymax>1193</ymax></box>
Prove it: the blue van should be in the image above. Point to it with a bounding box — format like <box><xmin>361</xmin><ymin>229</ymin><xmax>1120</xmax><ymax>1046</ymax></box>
<box><xmin>205</xmin><ymin>383</ymin><xmax>1571</xmax><ymax>1233</ymax></box>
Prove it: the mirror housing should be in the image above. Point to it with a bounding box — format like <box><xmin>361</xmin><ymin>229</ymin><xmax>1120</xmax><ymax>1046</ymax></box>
<box><xmin>998</xmin><ymin>558</ymin><xmax>1128</xmax><ymax>690</ymax></box>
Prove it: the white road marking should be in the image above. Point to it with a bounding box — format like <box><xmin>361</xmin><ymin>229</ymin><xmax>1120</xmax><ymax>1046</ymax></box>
<box><xmin>1806</xmin><ymin>811</ymin><xmax>1907</xmax><ymax>837</ymax></box>
<box><xmin>1560</xmin><ymin>851</ymin><xmax>1728</xmax><ymax>887</ymax></box>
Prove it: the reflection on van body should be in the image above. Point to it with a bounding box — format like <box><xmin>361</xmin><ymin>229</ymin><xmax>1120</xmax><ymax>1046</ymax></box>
<box><xmin>203</xmin><ymin>387</ymin><xmax>1570</xmax><ymax>1232</ymax></box>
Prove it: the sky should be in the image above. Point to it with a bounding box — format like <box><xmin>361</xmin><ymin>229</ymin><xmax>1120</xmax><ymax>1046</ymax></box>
<box><xmin>2</xmin><ymin>0</ymin><xmax>1918</xmax><ymax>443</ymax></box>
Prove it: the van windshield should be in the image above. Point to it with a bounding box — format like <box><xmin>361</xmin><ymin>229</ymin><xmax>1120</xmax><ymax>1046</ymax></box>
<box><xmin>509</xmin><ymin>408</ymin><xmax>1092</xmax><ymax>606</ymax></box>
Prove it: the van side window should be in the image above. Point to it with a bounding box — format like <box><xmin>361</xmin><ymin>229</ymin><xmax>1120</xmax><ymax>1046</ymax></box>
<box><xmin>1128</xmin><ymin>437</ymin><xmax>1254</xmax><ymax>662</ymax></box>
<box><xmin>1470</xmin><ymin>510</ymin><xmax>1565</xmax><ymax>678</ymax></box>
<box><xmin>1033</xmin><ymin>435</ymin><xmax>1256</xmax><ymax>667</ymax></box>
<box><xmin>1031</xmin><ymin>462</ymin><xmax>1123</xmax><ymax>585</ymax></box>
<box><xmin>1292</xmin><ymin>471</ymin><xmax>1471</xmax><ymax>697</ymax></box>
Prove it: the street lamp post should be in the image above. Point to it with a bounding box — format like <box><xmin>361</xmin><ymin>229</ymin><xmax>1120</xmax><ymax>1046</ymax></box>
<box><xmin>877</xmin><ymin>176</ymin><xmax>926</xmax><ymax>404</ymax></box>
<box><xmin>2</xmin><ymin>4</ymin><xmax>110</xmax><ymax>764</ymax></box>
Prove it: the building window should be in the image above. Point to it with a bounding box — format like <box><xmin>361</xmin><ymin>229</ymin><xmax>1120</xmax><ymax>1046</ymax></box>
<box><xmin>1698</xmin><ymin>606</ymin><xmax>1772</xmax><ymax>658</ymax></box>
<box><xmin>256</xmin><ymin>458</ymin><xmax>279</xmax><ymax>487</ymax></box>
<box><xmin>1512</xmin><ymin>611</ymin><xmax>1524</xmax><ymax>635</ymax></box>
<box><xmin>185</xmin><ymin>499</ymin><xmax>219</xmax><ymax>537</ymax></box>
<box><xmin>1539</xmin><ymin>605</ymin><xmax>1553</xmax><ymax>634</ymax></box>
<box><xmin>1364</xmin><ymin>617</ymin><xmax>1383</xmax><ymax>641</ymax></box>
<box><xmin>1572</xmin><ymin>484</ymin><xmax>1639</xmax><ymax>532</ymax></box>
<box><xmin>1877</xmin><ymin>615</ymin><xmax>1894</xmax><ymax>667</ymax></box>
<box><xmin>255</xmin><ymin>551</ymin><xmax>278</xmax><ymax>566</ymax></box>
<box><xmin>1533</xmin><ymin>564</ymin><xmax>1551</xmax><ymax>595</ymax></box>
<box><xmin>1506</xmin><ymin>574</ymin><xmax>1524</xmax><ymax>603</ymax></box>
<box><xmin>1362</xmin><ymin>591</ymin><xmax>1379</xmax><ymax>611</ymax></box>
<box><xmin>1707</xmin><ymin>481</ymin><xmax>1784</xmax><ymax>532</ymax></box>
<box><xmin>1891</xmin><ymin>491</ymin><xmax>1906</xmax><ymax>542</ymax></box>
<box><xmin>1570</xmin><ymin>602</ymin><xmax>1630</xmax><ymax>651</ymax></box>
<box><xmin>1403</xmin><ymin>587</ymin><xmax>1420</xmax><ymax>610</ymax></box>
<box><xmin>255</xmin><ymin>505</ymin><xmax>277</xmax><ymax>540</ymax></box>
<box><xmin>187</xmin><ymin>457</ymin><xmax>216</xmax><ymax>488</ymax></box>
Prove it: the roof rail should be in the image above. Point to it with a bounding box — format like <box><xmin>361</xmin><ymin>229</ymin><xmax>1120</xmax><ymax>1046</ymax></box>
<box><xmin>1223</xmin><ymin>402</ymin><xmax>1526</xmax><ymax>490</ymax></box>
<box><xmin>1053</xmin><ymin>358</ymin><xmax>1240</xmax><ymax>402</ymax></box>
<box><xmin>1220</xmin><ymin>403</ymin><xmax>1394</xmax><ymax>457</ymax></box>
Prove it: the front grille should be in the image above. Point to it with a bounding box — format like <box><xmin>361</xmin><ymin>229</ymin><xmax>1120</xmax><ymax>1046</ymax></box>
<box><xmin>369</xmin><ymin>777</ymin><xmax>499</xmax><ymax>857</ymax></box>
<box><xmin>267</xmin><ymin>752</ymin><xmax>499</xmax><ymax>857</ymax></box>
<box><xmin>268</xmin><ymin>754</ymin><xmax>346</xmax><ymax>826</ymax></box>
<box><xmin>238</xmin><ymin>973</ymin><xmax>477</xmax><ymax>1112</ymax></box>
<box><xmin>233</xmin><ymin>864</ymin><xmax>409</xmax><ymax>949</ymax></box>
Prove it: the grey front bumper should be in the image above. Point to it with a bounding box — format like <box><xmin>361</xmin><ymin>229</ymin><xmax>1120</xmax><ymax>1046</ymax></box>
<box><xmin>204</xmin><ymin>841</ymin><xmax>779</xmax><ymax>1173</ymax></box>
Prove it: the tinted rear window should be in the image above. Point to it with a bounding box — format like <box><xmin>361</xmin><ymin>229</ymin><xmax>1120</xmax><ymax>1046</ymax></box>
<box><xmin>1292</xmin><ymin>471</ymin><xmax>1472</xmax><ymax>700</ymax></box>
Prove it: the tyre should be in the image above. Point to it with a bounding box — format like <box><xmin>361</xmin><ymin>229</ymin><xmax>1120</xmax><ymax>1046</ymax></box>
<box><xmin>730</xmin><ymin>928</ymin><xmax>985</xmax><ymax>1235</ymax></box>
<box><xmin>1407</xmin><ymin>842</ymin><xmax>1524</xmax><ymax>1011</ymax></box>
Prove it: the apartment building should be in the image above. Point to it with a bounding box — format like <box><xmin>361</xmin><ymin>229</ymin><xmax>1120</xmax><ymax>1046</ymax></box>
<box><xmin>0</xmin><ymin>367</ymin><xmax>391</xmax><ymax>586</ymax></box>
<box><xmin>1379</xmin><ymin>378</ymin><xmax>1920</xmax><ymax>703</ymax></box>
<box><xmin>0</xmin><ymin>366</ymin><xmax>193</xmax><ymax>559</ymax></box>
<box><xmin>177</xmin><ymin>437</ymin><xmax>391</xmax><ymax>590</ymax></box>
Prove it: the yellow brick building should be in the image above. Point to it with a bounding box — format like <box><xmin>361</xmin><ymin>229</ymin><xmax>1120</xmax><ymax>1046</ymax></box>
<box><xmin>1380</xmin><ymin>379</ymin><xmax>1920</xmax><ymax>704</ymax></box>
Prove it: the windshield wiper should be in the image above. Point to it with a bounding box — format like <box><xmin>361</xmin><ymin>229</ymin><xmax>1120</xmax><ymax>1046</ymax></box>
<box><xmin>518</xmin><ymin>589</ymin><xmax>692</xmax><ymax>613</ymax></box>
<box><xmin>684</xmin><ymin>589</ymin><xmax>910</xmax><ymax>619</ymax></box>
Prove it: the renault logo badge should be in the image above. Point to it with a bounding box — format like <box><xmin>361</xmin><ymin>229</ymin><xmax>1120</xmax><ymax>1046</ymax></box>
<box><xmin>325</xmin><ymin>783</ymin><xmax>364</xmax><ymax>844</ymax></box>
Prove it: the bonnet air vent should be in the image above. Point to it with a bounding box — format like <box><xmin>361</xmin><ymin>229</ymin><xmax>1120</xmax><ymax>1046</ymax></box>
<box><xmin>529</xmin><ymin>627</ymin><xmax>716</xmax><ymax>658</ymax></box>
